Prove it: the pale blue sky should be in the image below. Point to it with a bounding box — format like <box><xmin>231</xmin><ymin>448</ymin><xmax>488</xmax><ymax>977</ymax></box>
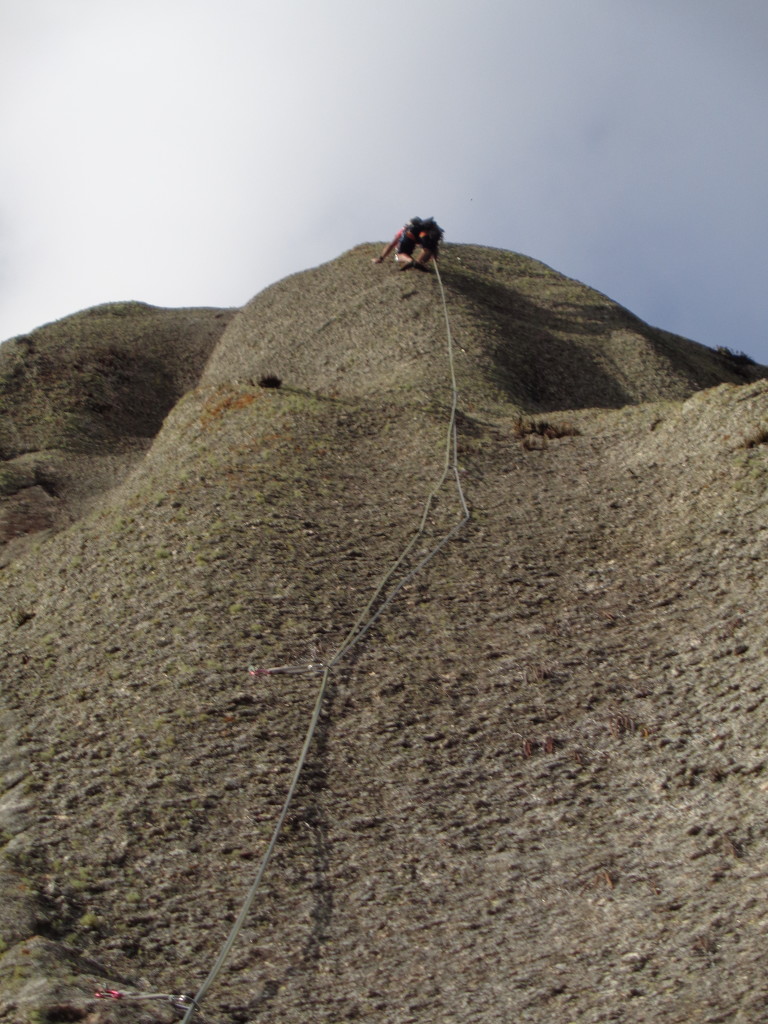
<box><xmin>1</xmin><ymin>0</ymin><xmax>766</xmax><ymax>363</ymax></box>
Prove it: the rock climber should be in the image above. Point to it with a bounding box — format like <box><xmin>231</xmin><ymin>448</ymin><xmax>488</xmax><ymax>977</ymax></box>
<box><xmin>372</xmin><ymin>217</ymin><xmax>444</xmax><ymax>270</ymax></box>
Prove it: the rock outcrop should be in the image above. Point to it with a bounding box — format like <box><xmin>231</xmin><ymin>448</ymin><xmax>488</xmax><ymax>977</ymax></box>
<box><xmin>0</xmin><ymin>246</ymin><xmax>766</xmax><ymax>1024</ymax></box>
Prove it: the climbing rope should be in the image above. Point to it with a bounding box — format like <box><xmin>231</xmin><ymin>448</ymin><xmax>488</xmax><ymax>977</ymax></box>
<box><xmin>172</xmin><ymin>261</ymin><xmax>468</xmax><ymax>1022</ymax></box>
<box><xmin>95</xmin><ymin>988</ymin><xmax>199</xmax><ymax>1011</ymax></box>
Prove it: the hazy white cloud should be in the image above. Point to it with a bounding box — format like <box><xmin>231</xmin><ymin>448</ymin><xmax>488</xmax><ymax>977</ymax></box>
<box><xmin>1</xmin><ymin>0</ymin><xmax>766</xmax><ymax>363</ymax></box>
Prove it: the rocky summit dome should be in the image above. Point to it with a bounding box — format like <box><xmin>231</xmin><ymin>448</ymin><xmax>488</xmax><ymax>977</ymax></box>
<box><xmin>205</xmin><ymin>244</ymin><xmax>761</xmax><ymax>410</ymax></box>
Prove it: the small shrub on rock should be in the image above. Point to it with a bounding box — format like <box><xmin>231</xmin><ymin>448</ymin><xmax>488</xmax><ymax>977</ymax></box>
<box><xmin>716</xmin><ymin>346</ymin><xmax>756</xmax><ymax>367</ymax></box>
<box><xmin>740</xmin><ymin>425</ymin><xmax>768</xmax><ymax>449</ymax></box>
<box><xmin>513</xmin><ymin>417</ymin><xmax>580</xmax><ymax>441</ymax></box>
